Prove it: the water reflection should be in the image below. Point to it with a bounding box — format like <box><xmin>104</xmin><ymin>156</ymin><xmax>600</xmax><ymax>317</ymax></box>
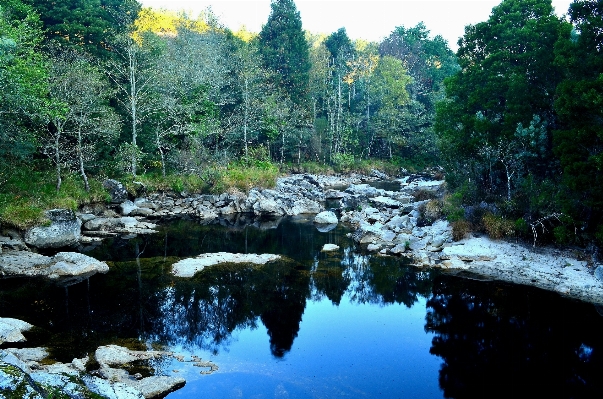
<box><xmin>425</xmin><ymin>277</ymin><xmax>603</xmax><ymax>398</ymax></box>
<box><xmin>1</xmin><ymin>217</ymin><xmax>602</xmax><ymax>397</ymax></box>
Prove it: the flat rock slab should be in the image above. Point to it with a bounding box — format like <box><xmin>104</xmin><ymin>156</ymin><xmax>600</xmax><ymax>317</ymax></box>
<box><xmin>172</xmin><ymin>252</ymin><xmax>282</xmax><ymax>278</ymax></box>
<box><xmin>96</xmin><ymin>345</ymin><xmax>165</xmax><ymax>367</ymax></box>
<box><xmin>433</xmin><ymin>237</ymin><xmax>603</xmax><ymax>305</ymax></box>
<box><xmin>0</xmin><ymin>251</ymin><xmax>108</xmax><ymax>283</ymax></box>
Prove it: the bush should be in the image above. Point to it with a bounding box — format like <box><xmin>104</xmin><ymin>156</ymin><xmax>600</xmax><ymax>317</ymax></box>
<box><xmin>451</xmin><ymin>219</ymin><xmax>472</xmax><ymax>241</ymax></box>
<box><xmin>442</xmin><ymin>193</ymin><xmax>464</xmax><ymax>222</ymax></box>
<box><xmin>482</xmin><ymin>213</ymin><xmax>515</xmax><ymax>239</ymax></box>
<box><xmin>332</xmin><ymin>153</ymin><xmax>355</xmax><ymax>173</ymax></box>
<box><xmin>219</xmin><ymin>163</ymin><xmax>279</xmax><ymax>193</ymax></box>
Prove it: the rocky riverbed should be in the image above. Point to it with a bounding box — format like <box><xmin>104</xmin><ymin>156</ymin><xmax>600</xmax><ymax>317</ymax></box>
<box><xmin>1</xmin><ymin>170</ymin><xmax>603</xmax><ymax>397</ymax></box>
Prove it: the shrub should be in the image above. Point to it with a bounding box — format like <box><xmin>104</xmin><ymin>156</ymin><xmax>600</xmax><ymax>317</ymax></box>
<box><xmin>442</xmin><ymin>192</ymin><xmax>464</xmax><ymax>222</ymax></box>
<box><xmin>482</xmin><ymin>213</ymin><xmax>515</xmax><ymax>239</ymax></box>
<box><xmin>451</xmin><ymin>219</ymin><xmax>472</xmax><ymax>241</ymax></box>
<box><xmin>332</xmin><ymin>153</ymin><xmax>355</xmax><ymax>173</ymax></box>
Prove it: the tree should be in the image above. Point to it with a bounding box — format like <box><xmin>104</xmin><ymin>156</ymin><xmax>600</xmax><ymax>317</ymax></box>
<box><xmin>372</xmin><ymin>56</ymin><xmax>412</xmax><ymax>159</ymax></box>
<box><xmin>231</xmin><ymin>39</ymin><xmax>274</xmax><ymax>160</ymax></box>
<box><xmin>105</xmin><ymin>32</ymin><xmax>160</xmax><ymax>176</ymax></box>
<box><xmin>47</xmin><ymin>47</ymin><xmax>120</xmax><ymax>191</ymax></box>
<box><xmin>259</xmin><ymin>0</ymin><xmax>310</xmax><ymax>105</ymax></box>
<box><xmin>23</xmin><ymin>0</ymin><xmax>140</xmax><ymax>58</ymax></box>
<box><xmin>553</xmin><ymin>0</ymin><xmax>603</xmax><ymax>238</ymax></box>
<box><xmin>151</xmin><ymin>26</ymin><xmax>232</xmax><ymax>175</ymax></box>
<box><xmin>0</xmin><ymin>0</ymin><xmax>48</xmax><ymax>184</ymax></box>
<box><xmin>380</xmin><ymin>23</ymin><xmax>457</xmax><ymax>161</ymax></box>
<box><xmin>435</xmin><ymin>0</ymin><xmax>565</xmax><ymax>197</ymax></box>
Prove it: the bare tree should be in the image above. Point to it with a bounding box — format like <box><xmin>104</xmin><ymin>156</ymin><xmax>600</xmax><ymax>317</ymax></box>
<box><xmin>105</xmin><ymin>33</ymin><xmax>159</xmax><ymax>176</ymax></box>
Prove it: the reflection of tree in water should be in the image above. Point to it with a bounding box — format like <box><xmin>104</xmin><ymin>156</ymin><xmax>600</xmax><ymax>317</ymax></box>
<box><xmin>339</xmin><ymin>250</ymin><xmax>434</xmax><ymax>307</ymax></box>
<box><xmin>425</xmin><ymin>276</ymin><xmax>603</xmax><ymax>398</ymax></box>
<box><xmin>153</xmin><ymin>260</ymin><xmax>310</xmax><ymax>357</ymax></box>
<box><xmin>2</xmin><ymin>217</ymin><xmax>438</xmax><ymax>361</ymax></box>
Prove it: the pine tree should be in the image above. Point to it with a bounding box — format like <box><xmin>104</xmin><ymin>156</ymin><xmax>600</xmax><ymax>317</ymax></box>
<box><xmin>258</xmin><ymin>0</ymin><xmax>310</xmax><ymax>105</ymax></box>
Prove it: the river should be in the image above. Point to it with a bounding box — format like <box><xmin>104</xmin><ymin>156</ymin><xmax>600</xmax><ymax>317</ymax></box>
<box><xmin>1</xmin><ymin>216</ymin><xmax>602</xmax><ymax>398</ymax></box>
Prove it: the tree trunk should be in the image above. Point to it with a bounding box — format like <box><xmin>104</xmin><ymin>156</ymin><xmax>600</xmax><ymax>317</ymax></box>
<box><xmin>156</xmin><ymin>130</ymin><xmax>166</xmax><ymax>177</ymax></box>
<box><xmin>55</xmin><ymin>128</ymin><xmax>62</xmax><ymax>192</ymax></box>
<box><xmin>77</xmin><ymin>129</ymin><xmax>89</xmax><ymax>191</ymax></box>
<box><xmin>129</xmin><ymin>46</ymin><xmax>138</xmax><ymax>176</ymax></box>
<box><xmin>244</xmin><ymin>78</ymin><xmax>249</xmax><ymax>160</ymax></box>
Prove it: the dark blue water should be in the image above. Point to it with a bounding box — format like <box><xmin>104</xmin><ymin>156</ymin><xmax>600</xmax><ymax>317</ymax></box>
<box><xmin>1</xmin><ymin>216</ymin><xmax>602</xmax><ymax>398</ymax></box>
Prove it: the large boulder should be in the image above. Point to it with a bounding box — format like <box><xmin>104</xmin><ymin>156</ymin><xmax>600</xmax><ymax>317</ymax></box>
<box><xmin>24</xmin><ymin>209</ymin><xmax>81</xmax><ymax>249</ymax></box>
<box><xmin>314</xmin><ymin>211</ymin><xmax>338</xmax><ymax>224</ymax></box>
<box><xmin>119</xmin><ymin>200</ymin><xmax>138</xmax><ymax>216</ymax></box>
<box><xmin>288</xmin><ymin>198</ymin><xmax>322</xmax><ymax>215</ymax></box>
<box><xmin>0</xmin><ymin>251</ymin><xmax>108</xmax><ymax>283</ymax></box>
<box><xmin>103</xmin><ymin>179</ymin><xmax>129</xmax><ymax>204</ymax></box>
<box><xmin>0</xmin><ymin>318</ymin><xmax>33</xmax><ymax>345</ymax></box>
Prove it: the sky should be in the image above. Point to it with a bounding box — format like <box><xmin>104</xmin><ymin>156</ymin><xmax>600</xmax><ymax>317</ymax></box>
<box><xmin>138</xmin><ymin>0</ymin><xmax>573</xmax><ymax>50</ymax></box>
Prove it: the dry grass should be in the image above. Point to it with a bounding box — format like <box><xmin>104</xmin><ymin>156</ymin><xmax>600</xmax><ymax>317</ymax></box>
<box><xmin>451</xmin><ymin>219</ymin><xmax>472</xmax><ymax>241</ymax></box>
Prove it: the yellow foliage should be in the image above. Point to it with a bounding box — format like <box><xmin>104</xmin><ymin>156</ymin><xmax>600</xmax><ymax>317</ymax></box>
<box><xmin>234</xmin><ymin>26</ymin><xmax>257</xmax><ymax>43</ymax></box>
<box><xmin>133</xmin><ymin>7</ymin><xmax>210</xmax><ymax>41</ymax></box>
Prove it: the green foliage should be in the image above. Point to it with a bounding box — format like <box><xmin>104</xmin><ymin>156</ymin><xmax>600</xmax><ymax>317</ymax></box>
<box><xmin>331</xmin><ymin>153</ymin><xmax>355</xmax><ymax>173</ymax></box>
<box><xmin>0</xmin><ymin>167</ymin><xmax>108</xmax><ymax>229</ymax></box>
<box><xmin>553</xmin><ymin>0</ymin><xmax>603</xmax><ymax>238</ymax></box>
<box><xmin>259</xmin><ymin>0</ymin><xmax>310</xmax><ymax>104</ymax></box>
<box><xmin>23</xmin><ymin>0</ymin><xmax>141</xmax><ymax>58</ymax></box>
<box><xmin>443</xmin><ymin>193</ymin><xmax>465</xmax><ymax>222</ymax></box>
<box><xmin>220</xmin><ymin>162</ymin><xmax>279</xmax><ymax>193</ymax></box>
<box><xmin>436</xmin><ymin>0</ymin><xmax>565</xmax><ymax>200</ymax></box>
<box><xmin>0</xmin><ymin>0</ymin><xmax>48</xmax><ymax>166</ymax></box>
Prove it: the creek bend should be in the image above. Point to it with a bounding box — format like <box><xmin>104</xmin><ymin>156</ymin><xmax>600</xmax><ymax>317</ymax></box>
<box><xmin>1</xmin><ymin>216</ymin><xmax>602</xmax><ymax>398</ymax></box>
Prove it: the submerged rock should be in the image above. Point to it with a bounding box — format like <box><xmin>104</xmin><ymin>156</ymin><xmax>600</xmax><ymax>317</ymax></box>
<box><xmin>172</xmin><ymin>252</ymin><xmax>282</xmax><ymax>278</ymax></box>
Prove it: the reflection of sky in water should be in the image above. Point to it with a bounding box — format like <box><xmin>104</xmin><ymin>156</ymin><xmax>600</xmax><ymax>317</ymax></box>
<box><xmin>167</xmin><ymin>296</ymin><xmax>442</xmax><ymax>398</ymax></box>
<box><xmin>2</xmin><ymin>216</ymin><xmax>602</xmax><ymax>398</ymax></box>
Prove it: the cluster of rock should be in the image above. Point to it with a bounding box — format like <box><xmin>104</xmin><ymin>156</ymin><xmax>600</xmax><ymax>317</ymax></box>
<box><xmin>313</xmin><ymin>178</ymin><xmax>603</xmax><ymax>305</ymax></box>
<box><xmin>0</xmin><ymin>317</ymin><xmax>221</xmax><ymax>398</ymax></box>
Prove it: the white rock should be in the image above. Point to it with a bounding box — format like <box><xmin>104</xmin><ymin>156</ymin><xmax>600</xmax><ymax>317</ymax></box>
<box><xmin>321</xmin><ymin>244</ymin><xmax>340</xmax><ymax>252</ymax></box>
<box><xmin>314</xmin><ymin>211</ymin><xmax>338</xmax><ymax>224</ymax></box>
<box><xmin>0</xmin><ymin>318</ymin><xmax>33</xmax><ymax>344</ymax></box>
<box><xmin>172</xmin><ymin>252</ymin><xmax>281</xmax><ymax>278</ymax></box>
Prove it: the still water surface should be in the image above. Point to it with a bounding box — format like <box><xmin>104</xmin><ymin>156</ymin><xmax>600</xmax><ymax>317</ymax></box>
<box><xmin>1</xmin><ymin>216</ymin><xmax>602</xmax><ymax>398</ymax></box>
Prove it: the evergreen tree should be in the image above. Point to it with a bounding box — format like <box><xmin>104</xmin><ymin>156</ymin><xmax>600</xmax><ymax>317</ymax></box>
<box><xmin>435</xmin><ymin>0</ymin><xmax>565</xmax><ymax>196</ymax></box>
<box><xmin>23</xmin><ymin>0</ymin><xmax>140</xmax><ymax>58</ymax></box>
<box><xmin>259</xmin><ymin>0</ymin><xmax>310</xmax><ymax>105</ymax></box>
<box><xmin>553</xmin><ymin>0</ymin><xmax>603</xmax><ymax>240</ymax></box>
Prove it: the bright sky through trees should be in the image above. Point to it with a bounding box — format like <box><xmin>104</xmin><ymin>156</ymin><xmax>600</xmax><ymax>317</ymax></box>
<box><xmin>139</xmin><ymin>0</ymin><xmax>573</xmax><ymax>49</ymax></box>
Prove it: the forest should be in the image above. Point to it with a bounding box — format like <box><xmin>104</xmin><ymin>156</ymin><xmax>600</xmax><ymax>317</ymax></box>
<box><xmin>0</xmin><ymin>0</ymin><xmax>602</xmax><ymax>248</ymax></box>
